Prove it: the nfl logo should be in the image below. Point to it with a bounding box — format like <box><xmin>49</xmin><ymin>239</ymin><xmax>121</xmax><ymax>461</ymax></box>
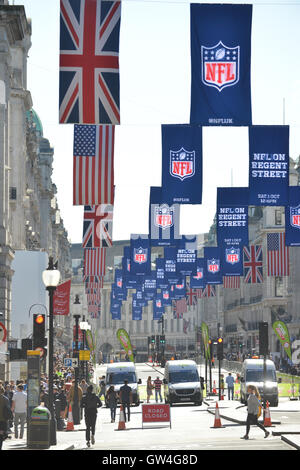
<box><xmin>163</xmin><ymin>291</ymin><xmax>169</xmax><ymax>300</ymax></box>
<box><xmin>117</xmin><ymin>278</ymin><xmax>122</xmax><ymax>288</ymax></box>
<box><xmin>134</xmin><ymin>247</ymin><xmax>147</xmax><ymax>264</ymax></box>
<box><xmin>170</xmin><ymin>148</ymin><xmax>195</xmax><ymax>181</ymax></box>
<box><xmin>226</xmin><ymin>247</ymin><xmax>240</xmax><ymax>265</ymax></box>
<box><xmin>193</xmin><ymin>268</ymin><xmax>204</xmax><ymax>280</ymax></box>
<box><xmin>290</xmin><ymin>205</ymin><xmax>300</xmax><ymax>230</ymax></box>
<box><xmin>201</xmin><ymin>41</ymin><xmax>240</xmax><ymax>92</ymax></box>
<box><xmin>154</xmin><ymin>204</ymin><xmax>174</xmax><ymax>229</ymax></box>
<box><xmin>156</xmin><ymin>299</ymin><xmax>162</xmax><ymax>308</ymax></box>
<box><xmin>207</xmin><ymin>258</ymin><xmax>220</xmax><ymax>273</ymax></box>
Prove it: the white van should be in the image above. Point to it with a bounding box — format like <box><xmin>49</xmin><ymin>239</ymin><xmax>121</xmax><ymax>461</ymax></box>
<box><xmin>105</xmin><ymin>362</ymin><xmax>141</xmax><ymax>406</ymax></box>
<box><xmin>163</xmin><ymin>360</ymin><xmax>203</xmax><ymax>406</ymax></box>
<box><xmin>240</xmin><ymin>358</ymin><xmax>278</xmax><ymax>407</ymax></box>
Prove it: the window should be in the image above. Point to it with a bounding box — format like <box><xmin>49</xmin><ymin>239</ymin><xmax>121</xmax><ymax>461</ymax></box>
<box><xmin>9</xmin><ymin>187</ymin><xmax>17</xmax><ymax>200</ymax></box>
<box><xmin>275</xmin><ymin>277</ymin><xmax>284</xmax><ymax>297</ymax></box>
<box><xmin>275</xmin><ymin>210</ymin><xmax>282</xmax><ymax>226</ymax></box>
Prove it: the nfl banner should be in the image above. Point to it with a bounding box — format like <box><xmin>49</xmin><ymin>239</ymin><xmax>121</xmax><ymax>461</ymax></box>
<box><xmin>217</xmin><ymin>187</ymin><xmax>249</xmax><ymax>276</ymax></box>
<box><xmin>285</xmin><ymin>186</ymin><xmax>300</xmax><ymax>246</ymax></box>
<box><xmin>249</xmin><ymin>126</ymin><xmax>289</xmax><ymax>206</ymax></box>
<box><xmin>190</xmin><ymin>258</ymin><xmax>205</xmax><ymax>289</ymax></box>
<box><xmin>153</xmin><ymin>294</ymin><xmax>164</xmax><ymax>320</ymax></box>
<box><xmin>149</xmin><ymin>186</ymin><xmax>180</xmax><ymax>246</ymax></box>
<box><xmin>204</xmin><ymin>247</ymin><xmax>222</xmax><ymax>285</ymax></box>
<box><xmin>130</xmin><ymin>234</ymin><xmax>151</xmax><ymax>276</ymax></box>
<box><xmin>164</xmin><ymin>247</ymin><xmax>180</xmax><ymax>284</ymax></box>
<box><xmin>161</xmin><ymin>125</ymin><xmax>203</xmax><ymax>204</ymax></box>
<box><xmin>190</xmin><ymin>3</ymin><xmax>252</xmax><ymax>126</ymax></box>
<box><xmin>176</xmin><ymin>246</ymin><xmax>197</xmax><ymax>276</ymax></box>
<box><xmin>59</xmin><ymin>0</ymin><xmax>121</xmax><ymax>124</ymax></box>
<box><xmin>155</xmin><ymin>258</ymin><xmax>169</xmax><ymax>289</ymax></box>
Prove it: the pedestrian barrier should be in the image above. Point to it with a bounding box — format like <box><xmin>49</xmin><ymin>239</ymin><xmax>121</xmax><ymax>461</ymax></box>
<box><xmin>263</xmin><ymin>401</ymin><xmax>272</xmax><ymax>427</ymax></box>
<box><xmin>66</xmin><ymin>404</ymin><xmax>74</xmax><ymax>431</ymax></box>
<box><xmin>116</xmin><ymin>404</ymin><xmax>126</xmax><ymax>430</ymax></box>
<box><xmin>212</xmin><ymin>402</ymin><xmax>222</xmax><ymax>428</ymax></box>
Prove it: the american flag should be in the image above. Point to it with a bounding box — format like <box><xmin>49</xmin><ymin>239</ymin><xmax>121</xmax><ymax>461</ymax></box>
<box><xmin>186</xmin><ymin>287</ymin><xmax>198</xmax><ymax>306</ymax></box>
<box><xmin>243</xmin><ymin>245</ymin><xmax>263</xmax><ymax>284</ymax></box>
<box><xmin>59</xmin><ymin>0</ymin><xmax>121</xmax><ymax>124</ymax></box>
<box><xmin>83</xmin><ymin>204</ymin><xmax>113</xmax><ymax>247</ymax></box>
<box><xmin>83</xmin><ymin>247</ymin><xmax>106</xmax><ymax>278</ymax></box>
<box><xmin>267</xmin><ymin>232</ymin><xmax>289</xmax><ymax>276</ymax></box>
<box><xmin>173</xmin><ymin>298</ymin><xmax>187</xmax><ymax>319</ymax></box>
<box><xmin>73</xmin><ymin>124</ymin><xmax>115</xmax><ymax>205</ymax></box>
<box><xmin>223</xmin><ymin>276</ymin><xmax>241</xmax><ymax>289</ymax></box>
<box><xmin>85</xmin><ymin>275</ymin><xmax>104</xmax><ymax>291</ymax></box>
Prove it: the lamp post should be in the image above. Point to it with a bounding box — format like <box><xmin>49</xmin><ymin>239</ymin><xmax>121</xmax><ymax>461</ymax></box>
<box><xmin>72</xmin><ymin>295</ymin><xmax>81</xmax><ymax>425</ymax></box>
<box><xmin>42</xmin><ymin>256</ymin><xmax>60</xmax><ymax>446</ymax></box>
<box><xmin>80</xmin><ymin>316</ymin><xmax>91</xmax><ymax>382</ymax></box>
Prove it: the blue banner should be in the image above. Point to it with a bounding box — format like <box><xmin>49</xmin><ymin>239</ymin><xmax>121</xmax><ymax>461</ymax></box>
<box><xmin>249</xmin><ymin>126</ymin><xmax>289</xmax><ymax>206</ymax></box>
<box><xmin>204</xmin><ymin>247</ymin><xmax>222</xmax><ymax>284</ymax></box>
<box><xmin>153</xmin><ymin>294</ymin><xmax>164</xmax><ymax>320</ymax></box>
<box><xmin>190</xmin><ymin>3</ymin><xmax>252</xmax><ymax>126</ymax></box>
<box><xmin>130</xmin><ymin>234</ymin><xmax>151</xmax><ymax>276</ymax></box>
<box><xmin>285</xmin><ymin>186</ymin><xmax>300</xmax><ymax>246</ymax></box>
<box><xmin>155</xmin><ymin>258</ymin><xmax>169</xmax><ymax>289</ymax></box>
<box><xmin>190</xmin><ymin>258</ymin><xmax>205</xmax><ymax>289</ymax></box>
<box><xmin>161</xmin><ymin>125</ymin><xmax>203</xmax><ymax>204</ymax></box>
<box><xmin>149</xmin><ymin>186</ymin><xmax>180</xmax><ymax>246</ymax></box>
<box><xmin>176</xmin><ymin>246</ymin><xmax>197</xmax><ymax>276</ymax></box>
<box><xmin>164</xmin><ymin>247</ymin><xmax>180</xmax><ymax>284</ymax></box>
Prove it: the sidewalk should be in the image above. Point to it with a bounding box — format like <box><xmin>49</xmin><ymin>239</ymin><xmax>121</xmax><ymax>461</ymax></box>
<box><xmin>205</xmin><ymin>396</ymin><xmax>300</xmax><ymax>450</ymax></box>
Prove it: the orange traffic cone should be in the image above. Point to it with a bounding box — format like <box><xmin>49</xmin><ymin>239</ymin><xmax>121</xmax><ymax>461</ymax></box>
<box><xmin>263</xmin><ymin>401</ymin><xmax>272</xmax><ymax>427</ymax></box>
<box><xmin>66</xmin><ymin>403</ymin><xmax>74</xmax><ymax>431</ymax></box>
<box><xmin>213</xmin><ymin>402</ymin><xmax>222</xmax><ymax>428</ymax></box>
<box><xmin>212</xmin><ymin>381</ymin><xmax>217</xmax><ymax>395</ymax></box>
<box><xmin>116</xmin><ymin>405</ymin><xmax>126</xmax><ymax>430</ymax></box>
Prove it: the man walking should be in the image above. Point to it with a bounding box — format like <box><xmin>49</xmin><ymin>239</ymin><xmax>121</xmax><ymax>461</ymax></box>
<box><xmin>80</xmin><ymin>384</ymin><xmax>102</xmax><ymax>447</ymax></box>
<box><xmin>153</xmin><ymin>376</ymin><xmax>163</xmax><ymax>403</ymax></box>
<box><xmin>226</xmin><ymin>373</ymin><xmax>235</xmax><ymax>400</ymax></box>
<box><xmin>119</xmin><ymin>380</ymin><xmax>132</xmax><ymax>422</ymax></box>
<box><xmin>11</xmin><ymin>384</ymin><xmax>27</xmax><ymax>439</ymax></box>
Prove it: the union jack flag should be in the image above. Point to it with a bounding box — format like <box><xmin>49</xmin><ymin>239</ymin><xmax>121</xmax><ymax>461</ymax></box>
<box><xmin>186</xmin><ymin>287</ymin><xmax>198</xmax><ymax>306</ymax></box>
<box><xmin>73</xmin><ymin>124</ymin><xmax>115</xmax><ymax>205</ymax></box>
<box><xmin>243</xmin><ymin>245</ymin><xmax>263</xmax><ymax>284</ymax></box>
<box><xmin>83</xmin><ymin>204</ymin><xmax>113</xmax><ymax>247</ymax></box>
<box><xmin>59</xmin><ymin>0</ymin><xmax>121</xmax><ymax>124</ymax></box>
<box><xmin>203</xmin><ymin>285</ymin><xmax>216</xmax><ymax>298</ymax></box>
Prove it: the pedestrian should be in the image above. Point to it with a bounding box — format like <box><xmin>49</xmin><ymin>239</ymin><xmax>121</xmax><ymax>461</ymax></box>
<box><xmin>105</xmin><ymin>385</ymin><xmax>118</xmax><ymax>423</ymax></box>
<box><xmin>80</xmin><ymin>384</ymin><xmax>102</xmax><ymax>447</ymax></box>
<box><xmin>153</xmin><ymin>376</ymin><xmax>163</xmax><ymax>403</ymax></box>
<box><xmin>11</xmin><ymin>384</ymin><xmax>27</xmax><ymax>440</ymax></box>
<box><xmin>0</xmin><ymin>385</ymin><xmax>12</xmax><ymax>450</ymax></box>
<box><xmin>119</xmin><ymin>380</ymin><xmax>132</xmax><ymax>422</ymax></box>
<box><xmin>226</xmin><ymin>373</ymin><xmax>235</xmax><ymax>400</ymax></box>
<box><xmin>146</xmin><ymin>376</ymin><xmax>153</xmax><ymax>403</ymax></box>
<box><xmin>241</xmin><ymin>385</ymin><xmax>269</xmax><ymax>440</ymax></box>
<box><xmin>80</xmin><ymin>379</ymin><xmax>88</xmax><ymax>396</ymax></box>
<box><xmin>99</xmin><ymin>376</ymin><xmax>106</xmax><ymax>400</ymax></box>
<box><xmin>67</xmin><ymin>380</ymin><xmax>83</xmax><ymax>410</ymax></box>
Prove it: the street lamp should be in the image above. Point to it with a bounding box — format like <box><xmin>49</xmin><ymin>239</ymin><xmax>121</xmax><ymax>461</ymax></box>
<box><xmin>42</xmin><ymin>256</ymin><xmax>60</xmax><ymax>446</ymax></box>
<box><xmin>80</xmin><ymin>316</ymin><xmax>91</xmax><ymax>382</ymax></box>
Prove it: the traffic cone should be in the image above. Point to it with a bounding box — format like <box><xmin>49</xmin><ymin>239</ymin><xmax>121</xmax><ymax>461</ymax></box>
<box><xmin>66</xmin><ymin>403</ymin><xmax>74</xmax><ymax>431</ymax></box>
<box><xmin>212</xmin><ymin>381</ymin><xmax>217</xmax><ymax>395</ymax></box>
<box><xmin>263</xmin><ymin>401</ymin><xmax>272</xmax><ymax>427</ymax></box>
<box><xmin>213</xmin><ymin>402</ymin><xmax>222</xmax><ymax>428</ymax></box>
<box><xmin>116</xmin><ymin>405</ymin><xmax>126</xmax><ymax>430</ymax></box>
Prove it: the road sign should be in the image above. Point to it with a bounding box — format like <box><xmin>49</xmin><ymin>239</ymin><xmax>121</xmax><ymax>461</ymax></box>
<box><xmin>142</xmin><ymin>404</ymin><xmax>171</xmax><ymax>429</ymax></box>
<box><xmin>64</xmin><ymin>358</ymin><xmax>79</xmax><ymax>368</ymax></box>
<box><xmin>79</xmin><ymin>350</ymin><xmax>90</xmax><ymax>361</ymax></box>
<box><xmin>0</xmin><ymin>322</ymin><xmax>7</xmax><ymax>343</ymax></box>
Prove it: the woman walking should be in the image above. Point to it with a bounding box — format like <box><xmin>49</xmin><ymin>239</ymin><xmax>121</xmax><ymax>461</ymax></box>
<box><xmin>146</xmin><ymin>376</ymin><xmax>154</xmax><ymax>403</ymax></box>
<box><xmin>106</xmin><ymin>385</ymin><xmax>118</xmax><ymax>423</ymax></box>
<box><xmin>241</xmin><ymin>385</ymin><xmax>269</xmax><ymax>440</ymax></box>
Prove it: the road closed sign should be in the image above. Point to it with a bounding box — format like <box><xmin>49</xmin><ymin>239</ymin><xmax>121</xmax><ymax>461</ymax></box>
<box><xmin>142</xmin><ymin>404</ymin><xmax>171</xmax><ymax>429</ymax></box>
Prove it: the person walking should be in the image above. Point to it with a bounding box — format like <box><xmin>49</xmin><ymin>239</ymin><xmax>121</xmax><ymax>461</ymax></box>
<box><xmin>226</xmin><ymin>373</ymin><xmax>235</xmax><ymax>400</ymax></box>
<box><xmin>153</xmin><ymin>376</ymin><xmax>163</xmax><ymax>403</ymax></box>
<box><xmin>241</xmin><ymin>385</ymin><xmax>269</xmax><ymax>440</ymax></box>
<box><xmin>119</xmin><ymin>380</ymin><xmax>132</xmax><ymax>422</ymax></box>
<box><xmin>11</xmin><ymin>384</ymin><xmax>27</xmax><ymax>440</ymax></box>
<box><xmin>98</xmin><ymin>376</ymin><xmax>106</xmax><ymax>400</ymax></box>
<box><xmin>80</xmin><ymin>384</ymin><xmax>102</xmax><ymax>447</ymax></box>
<box><xmin>146</xmin><ymin>376</ymin><xmax>153</xmax><ymax>403</ymax></box>
<box><xmin>0</xmin><ymin>385</ymin><xmax>12</xmax><ymax>450</ymax></box>
<box><xmin>106</xmin><ymin>385</ymin><xmax>118</xmax><ymax>423</ymax></box>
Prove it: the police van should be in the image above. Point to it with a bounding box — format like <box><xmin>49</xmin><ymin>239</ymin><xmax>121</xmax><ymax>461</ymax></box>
<box><xmin>240</xmin><ymin>358</ymin><xmax>279</xmax><ymax>407</ymax></box>
<box><xmin>105</xmin><ymin>362</ymin><xmax>141</xmax><ymax>406</ymax></box>
<box><xmin>163</xmin><ymin>360</ymin><xmax>203</xmax><ymax>406</ymax></box>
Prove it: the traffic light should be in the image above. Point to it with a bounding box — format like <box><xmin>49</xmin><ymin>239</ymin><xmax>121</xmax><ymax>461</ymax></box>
<box><xmin>217</xmin><ymin>337</ymin><xmax>223</xmax><ymax>360</ymax></box>
<box><xmin>151</xmin><ymin>335</ymin><xmax>155</xmax><ymax>345</ymax></box>
<box><xmin>160</xmin><ymin>335</ymin><xmax>165</xmax><ymax>344</ymax></box>
<box><xmin>259</xmin><ymin>322</ymin><xmax>268</xmax><ymax>356</ymax></box>
<box><xmin>33</xmin><ymin>314</ymin><xmax>46</xmax><ymax>348</ymax></box>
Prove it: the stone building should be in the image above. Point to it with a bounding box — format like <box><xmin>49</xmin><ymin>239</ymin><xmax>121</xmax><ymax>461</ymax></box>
<box><xmin>0</xmin><ymin>3</ymin><xmax>71</xmax><ymax>380</ymax></box>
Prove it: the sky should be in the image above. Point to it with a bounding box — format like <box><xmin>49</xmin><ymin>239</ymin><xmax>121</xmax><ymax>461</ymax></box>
<box><xmin>13</xmin><ymin>0</ymin><xmax>300</xmax><ymax>244</ymax></box>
